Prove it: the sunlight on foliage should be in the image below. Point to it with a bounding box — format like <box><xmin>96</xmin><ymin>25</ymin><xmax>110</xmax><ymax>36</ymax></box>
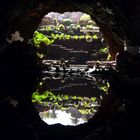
<box><xmin>32</xmin><ymin>91</ymin><xmax>97</xmax><ymax>103</ymax></box>
<box><xmin>99</xmin><ymin>47</ymin><xmax>109</xmax><ymax>54</ymax></box>
<box><xmin>80</xmin><ymin>14</ymin><xmax>91</xmax><ymax>21</ymax></box>
<box><xmin>33</xmin><ymin>31</ymin><xmax>99</xmax><ymax>49</ymax></box>
<box><xmin>32</xmin><ymin>90</ymin><xmax>99</xmax><ymax>115</ymax></box>
<box><xmin>37</xmin><ymin>52</ymin><xmax>44</xmax><ymax>59</ymax></box>
<box><xmin>98</xmin><ymin>82</ymin><xmax>110</xmax><ymax>94</ymax></box>
<box><xmin>107</xmin><ymin>53</ymin><xmax>112</xmax><ymax>60</ymax></box>
<box><xmin>33</xmin><ymin>31</ymin><xmax>54</xmax><ymax>47</ymax></box>
<box><xmin>92</xmin><ymin>35</ymin><xmax>98</xmax><ymax>39</ymax></box>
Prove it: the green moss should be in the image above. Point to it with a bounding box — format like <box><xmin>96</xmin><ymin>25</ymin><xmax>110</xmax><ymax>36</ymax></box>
<box><xmin>99</xmin><ymin>47</ymin><xmax>109</xmax><ymax>54</ymax></box>
<box><xmin>33</xmin><ymin>31</ymin><xmax>54</xmax><ymax>47</ymax></box>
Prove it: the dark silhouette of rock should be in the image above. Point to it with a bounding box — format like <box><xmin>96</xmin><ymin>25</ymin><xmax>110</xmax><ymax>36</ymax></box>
<box><xmin>0</xmin><ymin>41</ymin><xmax>42</xmax><ymax>140</ymax></box>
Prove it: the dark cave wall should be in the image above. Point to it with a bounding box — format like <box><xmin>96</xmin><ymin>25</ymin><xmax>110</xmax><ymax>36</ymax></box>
<box><xmin>101</xmin><ymin>0</ymin><xmax>140</xmax><ymax>46</ymax></box>
<box><xmin>0</xmin><ymin>0</ymin><xmax>82</xmax><ymax>43</ymax></box>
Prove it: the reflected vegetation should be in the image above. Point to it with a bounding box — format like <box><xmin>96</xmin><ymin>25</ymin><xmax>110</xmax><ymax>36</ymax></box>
<box><xmin>32</xmin><ymin>74</ymin><xmax>108</xmax><ymax>126</ymax></box>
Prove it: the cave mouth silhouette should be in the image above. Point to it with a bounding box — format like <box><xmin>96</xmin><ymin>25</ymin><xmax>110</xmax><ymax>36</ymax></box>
<box><xmin>2</xmin><ymin>1</ymin><xmax>140</xmax><ymax>140</ymax></box>
<box><xmin>31</xmin><ymin>11</ymin><xmax>109</xmax><ymax>126</ymax></box>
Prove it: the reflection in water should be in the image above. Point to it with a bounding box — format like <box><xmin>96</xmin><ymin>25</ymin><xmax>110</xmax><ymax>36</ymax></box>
<box><xmin>33</xmin><ymin>82</ymin><xmax>106</xmax><ymax>125</ymax></box>
<box><xmin>31</xmin><ymin>10</ymin><xmax>112</xmax><ymax>126</ymax></box>
<box><xmin>32</xmin><ymin>67</ymin><xmax>108</xmax><ymax>126</ymax></box>
<box><xmin>39</xmin><ymin>110</ymin><xmax>87</xmax><ymax>125</ymax></box>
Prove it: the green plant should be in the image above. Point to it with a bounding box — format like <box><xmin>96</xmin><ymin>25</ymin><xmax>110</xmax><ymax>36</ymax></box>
<box><xmin>99</xmin><ymin>82</ymin><xmax>110</xmax><ymax>94</ymax></box>
<box><xmin>99</xmin><ymin>47</ymin><xmax>109</xmax><ymax>54</ymax></box>
<box><xmin>79</xmin><ymin>35</ymin><xmax>85</xmax><ymax>39</ymax></box>
<box><xmin>92</xmin><ymin>35</ymin><xmax>98</xmax><ymax>39</ymax></box>
<box><xmin>72</xmin><ymin>35</ymin><xmax>79</xmax><ymax>39</ymax></box>
<box><xmin>32</xmin><ymin>90</ymin><xmax>99</xmax><ymax>114</ymax></box>
<box><xmin>33</xmin><ymin>31</ymin><xmax>54</xmax><ymax>47</ymax></box>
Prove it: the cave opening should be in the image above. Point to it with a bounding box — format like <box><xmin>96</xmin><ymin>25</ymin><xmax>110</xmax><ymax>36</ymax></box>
<box><xmin>1</xmin><ymin>1</ymin><xmax>140</xmax><ymax>139</ymax></box>
<box><xmin>31</xmin><ymin>11</ymin><xmax>113</xmax><ymax>126</ymax></box>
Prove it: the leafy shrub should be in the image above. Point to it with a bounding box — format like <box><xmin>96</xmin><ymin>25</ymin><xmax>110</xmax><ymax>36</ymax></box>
<box><xmin>33</xmin><ymin>31</ymin><xmax>54</xmax><ymax>47</ymax></box>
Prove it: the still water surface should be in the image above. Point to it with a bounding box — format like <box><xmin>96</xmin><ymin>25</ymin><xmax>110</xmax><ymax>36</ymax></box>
<box><xmin>33</xmin><ymin>69</ymin><xmax>107</xmax><ymax>126</ymax></box>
